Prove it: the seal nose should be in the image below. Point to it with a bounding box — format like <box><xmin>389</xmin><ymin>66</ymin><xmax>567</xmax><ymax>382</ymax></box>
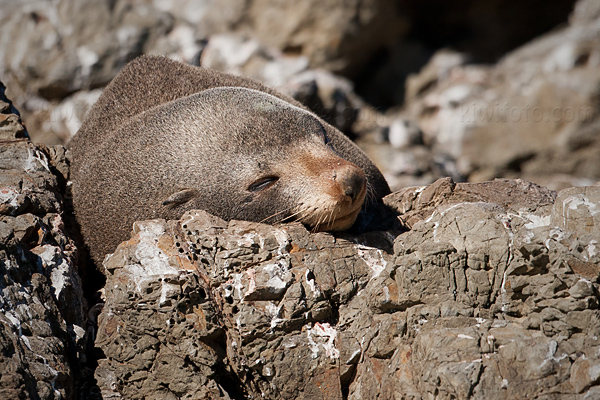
<box><xmin>336</xmin><ymin>164</ymin><xmax>366</xmax><ymax>201</ymax></box>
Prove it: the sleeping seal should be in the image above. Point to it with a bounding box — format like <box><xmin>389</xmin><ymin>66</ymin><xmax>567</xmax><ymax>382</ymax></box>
<box><xmin>69</xmin><ymin>55</ymin><xmax>390</xmax><ymax>264</ymax></box>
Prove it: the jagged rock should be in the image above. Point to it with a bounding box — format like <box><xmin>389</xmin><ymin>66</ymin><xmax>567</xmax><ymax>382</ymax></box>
<box><xmin>0</xmin><ymin>84</ymin><xmax>88</xmax><ymax>399</ymax></box>
<box><xmin>95</xmin><ymin>213</ymin><xmax>393</xmax><ymax>399</ymax></box>
<box><xmin>95</xmin><ymin>178</ymin><xmax>600</xmax><ymax>399</ymax></box>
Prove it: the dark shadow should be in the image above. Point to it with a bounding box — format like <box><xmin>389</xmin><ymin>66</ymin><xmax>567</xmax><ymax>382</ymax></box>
<box><xmin>354</xmin><ymin>0</ymin><xmax>577</xmax><ymax>110</ymax></box>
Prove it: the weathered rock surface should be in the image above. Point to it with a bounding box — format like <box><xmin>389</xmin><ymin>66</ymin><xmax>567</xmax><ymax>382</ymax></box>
<box><xmin>95</xmin><ymin>178</ymin><xmax>600</xmax><ymax>399</ymax></box>
<box><xmin>0</xmin><ymin>84</ymin><xmax>88</xmax><ymax>399</ymax></box>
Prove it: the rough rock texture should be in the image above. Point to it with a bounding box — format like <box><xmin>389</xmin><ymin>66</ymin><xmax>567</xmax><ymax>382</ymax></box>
<box><xmin>399</xmin><ymin>5</ymin><xmax>600</xmax><ymax>189</ymax></box>
<box><xmin>95</xmin><ymin>178</ymin><xmax>600</xmax><ymax>399</ymax></box>
<box><xmin>94</xmin><ymin>213</ymin><xmax>393</xmax><ymax>399</ymax></box>
<box><xmin>0</xmin><ymin>84</ymin><xmax>88</xmax><ymax>399</ymax></box>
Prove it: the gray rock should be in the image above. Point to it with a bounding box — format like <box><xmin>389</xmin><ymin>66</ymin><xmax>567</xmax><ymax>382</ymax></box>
<box><xmin>95</xmin><ymin>211</ymin><xmax>397</xmax><ymax>399</ymax></box>
<box><xmin>23</xmin><ymin>89</ymin><xmax>103</xmax><ymax>145</ymax></box>
<box><xmin>0</xmin><ymin>84</ymin><xmax>87</xmax><ymax>399</ymax></box>
<box><xmin>0</xmin><ymin>0</ymin><xmax>173</xmax><ymax>100</ymax></box>
<box><xmin>1</xmin><ymin>82</ymin><xmax>28</xmax><ymax>140</ymax></box>
<box><xmin>94</xmin><ymin>177</ymin><xmax>600</xmax><ymax>399</ymax></box>
<box><xmin>198</xmin><ymin>0</ymin><xmax>406</xmax><ymax>77</ymax></box>
<box><xmin>0</xmin><ymin>0</ymin><xmax>174</xmax><ymax>144</ymax></box>
<box><xmin>399</xmin><ymin>9</ymin><xmax>600</xmax><ymax>189</ymax></box>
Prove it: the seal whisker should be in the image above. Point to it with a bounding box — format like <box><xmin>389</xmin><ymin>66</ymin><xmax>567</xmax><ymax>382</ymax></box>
<box><xmin>326</xmin><ymin>208</ymin><xmax>336</xmax><ymax>230</ymax></box>
<box><xmin>282</xmin><ymin>208</ymin><xmax>306</xmax><ymax>222</ymax></box>
<box><xmin>315</xmin><ymin>207</ymin><xmax>330</xmax><ymax>231</ymax></box>
<box><xmin>293</xmin><ymin>206</ymin><xmax>315</xmax><ymax>225</ymax></box>
<box><xmin>258</xmin><ymin>205</ymin><xmax>297</xmax><ymax>223</ymax></box>
<box><xmin>290</xmin><ymin>206</ymin><xmax>311</xmax><ymax>221</ymax></box>
<box><xmin>330</xmin><ymin>207</ymin><xmax>338</xmax><ymax>226</ymax></box>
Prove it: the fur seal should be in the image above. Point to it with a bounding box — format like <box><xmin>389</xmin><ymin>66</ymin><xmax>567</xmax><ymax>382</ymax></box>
<box><xmin>70</xmin><ymin>55</ymin><xmax>390</xmax><ymax>264</ymax></box>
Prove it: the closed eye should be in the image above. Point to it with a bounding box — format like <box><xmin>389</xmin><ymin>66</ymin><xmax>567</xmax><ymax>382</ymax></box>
<box><xmin>323</xmin><ymin>128</ymin><xmax>331</xmax><ymax>145</ymax></box>
<box><xmin>248</xmin><ymin>176</ymin><xmax>279</xmax><ymax>192</ymax></box>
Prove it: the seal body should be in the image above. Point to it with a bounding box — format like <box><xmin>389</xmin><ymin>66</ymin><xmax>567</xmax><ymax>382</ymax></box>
<box><xmin>70</xmin><ymin>55</ymin><xmax>390</xmax><ymax>264</ymax></box>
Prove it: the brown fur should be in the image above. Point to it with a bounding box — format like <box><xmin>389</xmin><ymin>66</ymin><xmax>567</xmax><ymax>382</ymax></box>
<box><xmin>69</xmin><ymin>55</ymin><xmax>390</xmax><ymax>264</ymax></box>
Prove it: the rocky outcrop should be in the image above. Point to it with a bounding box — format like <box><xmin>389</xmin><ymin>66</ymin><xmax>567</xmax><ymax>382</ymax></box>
<box><xmin>3</xmin><ymin>74</ymin><xmax>600</xmax><ymax>398</ymax></box>
<box><xmin>3</xmin><ymin>2</ymin><xmax>600</xmax><ymax>397</ymax></box>
<box><xmin>0</xmin><ymin>83</ymin><xmax>88</xmax><ymax>399</ymax></box>
<box><xmin>94</xmin><ymin>178</ymin><xmax>600</xmax><ymax>399</ymax></box>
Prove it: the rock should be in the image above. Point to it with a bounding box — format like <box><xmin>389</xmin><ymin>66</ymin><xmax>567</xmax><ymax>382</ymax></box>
<box><xmin>0</xmin><ymin>82</ymin><xmax>28</xmax><ymax>140</ymax></box>
<box><xmin>94</xmin><ymin>177</ymin><xmax>600</xmax><ymax>399</ymax></box>
<box><xmin>356</xmin><ymin>0</ymin><xmax>576</xmax><ymax>108</ymax></box>
<box><xmin>23</xmin><ymin>89</ymin><xmax>103</xmax><ymax>145</ymax></box>
<box><xmin>95</xmin><ymin>212</ymin><xmax>394</xmax><ymax>399</ymax></box>
<box><xmin>400</xmin><ymin>7</ymin><xmax>600</xmax><ymax>189</ymax></box>
<box><xmin>0</xmin><ymin>84</ymin><xmax>89</xmax><ymax>398</ymax></box>
<box><xmin>0</xmin><ymin>0</ymin><xmax>174</xmax><ymax>143</ymax></box>
<box><xmin>571</xmin><ymin>0</ymin><xmax>600</xmax><ymax>25</ymax></box>
<box><xmin>186</xmin><ymin>0</ymin><xmax>407</xmax><ymax>77</ymax></box>
<box><xmin>0</xmin><ymin>0</ymin><xmax>173</xmax><ymax>100</ymax></box>
<box><xmin>387</xmin><ymin>117</ymin><xmax>423</xmax><ymax>149</ymax></box>
<box><xmin>200</xmin><ymin>34</ymin><xmax>363</xmax><ymax>135</ymax></box>
<box><xmin>383</xmin><ymin>177</ymin><xmax>557</xmax><ymax>229</ymax></box>
<box><xmin>200</xmin><ymin>34</ymin><xmax>310</xmax><ymax>87</ymax></box>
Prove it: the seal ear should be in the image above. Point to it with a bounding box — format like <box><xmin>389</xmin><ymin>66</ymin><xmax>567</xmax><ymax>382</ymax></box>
<box><xmin>162</xmin><ymin>189</ymin><xmax>199</xmax><ymax>207</ymax></box>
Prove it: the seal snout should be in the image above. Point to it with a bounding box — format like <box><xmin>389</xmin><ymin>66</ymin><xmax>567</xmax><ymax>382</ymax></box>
<box><xmin>336</xmin><ymin>163</ymin><xmax>367</xmax><ymax>202</ymax></box>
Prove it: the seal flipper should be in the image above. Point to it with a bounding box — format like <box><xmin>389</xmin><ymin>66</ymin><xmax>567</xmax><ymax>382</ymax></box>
<box><xmin>163</xmin><ymin>189</ymin><xmax>199</xmax><ymax>207</ymax></box>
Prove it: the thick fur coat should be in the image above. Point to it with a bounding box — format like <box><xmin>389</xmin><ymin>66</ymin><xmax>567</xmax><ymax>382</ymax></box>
<box><xmin>70</xmin><ymin>55</ymin><xmax>390</xmax><ymax>264</ymax></box>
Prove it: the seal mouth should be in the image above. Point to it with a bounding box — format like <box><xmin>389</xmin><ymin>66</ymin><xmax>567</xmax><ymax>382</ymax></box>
<box><xmin>312</xmin><ymin>204</ymin><xmax>363</xmax><ymax>232</ymax></box>
<box><xmin>306</xmin><ymin>177</ymin><xmax>367</xmax><ymax>232</ymax></box>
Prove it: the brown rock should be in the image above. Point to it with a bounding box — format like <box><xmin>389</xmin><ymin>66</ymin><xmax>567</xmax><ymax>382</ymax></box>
<box><xmin>0</xmin><ymin>85</ymin><xmax>87</xmax><ymax>399</ymax></box>
<box><xmin>94</xmin><ymin>178</ymin><xmax>600</xmax><ymax>399</ymax></box>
